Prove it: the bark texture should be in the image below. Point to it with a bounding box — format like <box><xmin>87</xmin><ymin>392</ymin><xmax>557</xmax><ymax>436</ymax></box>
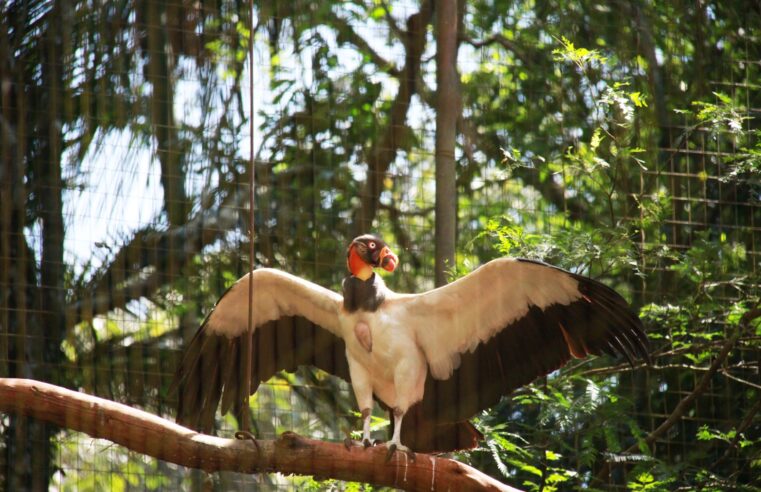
<box><xmin>0</xmin><ymin>378</ymin><xmax>522</xmax><ymax>492</ymax></box>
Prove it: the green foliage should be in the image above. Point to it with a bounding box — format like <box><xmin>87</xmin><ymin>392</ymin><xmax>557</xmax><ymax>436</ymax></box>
<box><xmin>55</xmin><ymin>435</ymin><xmax>176</xmax><ymax>491</ymax></box>
<box><xmin>685</xmin><ymin>92</ymin><xmax>749</xmax><ymax>134</ymax></box>
<box><xmin>696</xmin><ymin>425</ymin><xmax>755</xmax><ymax>449</ymax></box>
<box><xmin>6</xmin><ymin>0</ymin><xmax>760</xmax><ymax>490</ymax></box>
<box><xmin>473</xmin><ymin>372</ymin><xmax>646</xmax><ymax>491</ymax></box>
<box><xmin>553</xmin><ymin>36</ymin><xmax>608</xmax><ymax>70</ymax></box>
<box><xmin>465</xmin><ymin>29</ymin><xmax>760</xmax><ymax>490</ymax></box>
<box><xmin>727</xmin><ymin>131</ymin><xmax>761</xmax><ymax>179</ymax></box>
<box><xmin>627</xmin><ymin>471</ymin><xmax>675</xmax><ymax>491</ymax></box>
<box><xmin>291</xmin><ymin>476</ymin><xmax>378</xmax><ymax>491</ymax></box>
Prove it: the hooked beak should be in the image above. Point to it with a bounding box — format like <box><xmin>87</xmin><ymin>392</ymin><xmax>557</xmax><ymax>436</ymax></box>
<box><xmin>378</xmin><ymin>246</ymin><xmax>398</xmax><ymax>272</ymax></box>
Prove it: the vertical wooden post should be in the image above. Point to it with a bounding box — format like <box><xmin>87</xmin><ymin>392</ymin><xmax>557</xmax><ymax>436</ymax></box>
<box><xmin>434</xmin><ymin>0</ymin><xmax>459</xmax><ymax>286</ymax></box>
<box><xmin>243</xmin><ymin>0</ymin><xmax>257</xmax><ymax>433</ymax></box>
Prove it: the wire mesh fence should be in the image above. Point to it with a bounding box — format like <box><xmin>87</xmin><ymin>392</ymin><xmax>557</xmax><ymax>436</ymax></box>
<box><xmin>1</xmin><ymin>1</ymin><xmax>759</xmax><ymax>490</ymax></box>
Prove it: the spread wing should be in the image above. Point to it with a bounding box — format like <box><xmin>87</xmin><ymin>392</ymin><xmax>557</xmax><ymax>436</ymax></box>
<box><xmin>172</xmin><ymin>268</ymin><xmax>349</xmax><ymax>431</ymax></box>
<box><xmin>402</xmin><ymin>258</ymin><xmax>649</xmax><ymax>426</ymax></box>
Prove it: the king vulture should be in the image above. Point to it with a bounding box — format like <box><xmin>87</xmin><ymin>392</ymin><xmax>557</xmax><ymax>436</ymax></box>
<box><xmin>173</xmin><ymin>234</ymin><xmax>649</xmax><ymax>455</ymax></box>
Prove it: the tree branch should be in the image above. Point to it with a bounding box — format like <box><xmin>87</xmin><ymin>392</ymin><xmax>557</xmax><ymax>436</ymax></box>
<box><xmin>0</xmin><ymin>378</ymin><xmax>521</xmax><ymax>492</ymax></box>
<box><xmin>66</xmin><ymin>192</ymin><xmax>244</xmax><ymax>327</ymax></box>
<box><xmin>713</xmin><ymin>397</ymin><xmax>761</xmax><ymax>468</ymax></box>
<box><xmin>375</xmin><ymin>0</ymin><xmax>405</xmax><ymax>43</ymax></box>
<box><xmin>145</xmin><ymin>0</ymin><xmax>188</xmax><ymax>226</ymax></box>
<box><xmin>460</xmin><ymin>34</ymin><xmax>532</xmax><ymax>67</ymax></box>
<box><xmin>352</xmin><ymin>0</ymin><xmax>433</xmax><ymax>235</ymax></box>
<box><xmin>329</xmin><ymin>13</ymin><xmax>400</xmax><ymax>77</ymax></box>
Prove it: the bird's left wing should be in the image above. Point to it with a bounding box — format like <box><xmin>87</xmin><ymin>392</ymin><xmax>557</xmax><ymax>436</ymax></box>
<box><xmin>173</xmin><ymin>268</ymin><xmax>349</xmax><ymax>431</ymax></box>
<box><xmin>398</xmin><ymin>258</ymin><xmax>649</xmax><ymax>425</ymax></box>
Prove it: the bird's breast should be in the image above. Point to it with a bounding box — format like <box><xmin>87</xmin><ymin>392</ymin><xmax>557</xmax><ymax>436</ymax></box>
<box><xmin>339</xmin><ymin>308</ymin><xmax>421</xmax><ymax>379</ymax></box>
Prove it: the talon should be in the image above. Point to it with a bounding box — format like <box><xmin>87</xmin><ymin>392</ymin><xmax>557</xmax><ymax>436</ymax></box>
<box><xmin>385</xmin><ymin>443</ymin><xmax>397</xmax><ymax>462</ymax></box>
<box><xmin>234</xmin><ymin>430</ymin><xmax>261</xmax><ymax>456</ymax></box>
<box><xmin>382</xmin><ymin>440</ymin><xmax>413</xmax><ymax>462</ymax></box>
<box><xmin>234</xmin><ymin>430</ymin><xmax>257</xmax><ymax>442</ymax></box>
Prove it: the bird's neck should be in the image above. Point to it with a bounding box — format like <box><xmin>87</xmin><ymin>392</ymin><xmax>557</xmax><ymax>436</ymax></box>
<box><xmin>342</xmin><ymin>273</ymin><xmax>386</xmax><ymax>313</ymax></box>
<box><xmin>350</xmin><ymin>264</ymin><xmax>373</xmax><ymax>281</ymax></box>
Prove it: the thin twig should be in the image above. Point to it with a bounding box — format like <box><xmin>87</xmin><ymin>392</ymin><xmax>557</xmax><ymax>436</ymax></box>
<box><xmin>713</xmin><ymin>398</ymin><xmax>761</xmax><ymax>468</ymax></box>
<box><xmin>594</xmin><ymin>307</ymin><xmax>761</xmax><ymax>483</ymax></box>
<box><xmin>329</xmin><ymin>13</ymin><xmax>400</xmax><ymax>77</ymax></box>
<box><xmin>719</xmin><ymin>369</ymin><xmax>761</xmax><ymax>389</ymax></box>
<box><xmin>460</xmin><ymin>34</ymin><xmax>531</xmax><ymax>66</ymax></box>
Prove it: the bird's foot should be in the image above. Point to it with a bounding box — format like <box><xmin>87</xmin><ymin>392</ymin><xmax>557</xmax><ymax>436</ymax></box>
<box><xmin>343</xmin><ymin>437</ymin><xmax>374</xmax><ymax>450</ymax></box>
<box><xmin>383</xmin><ymin>441</ymin><xmax>415</xmax><ymax>462</ymax></box>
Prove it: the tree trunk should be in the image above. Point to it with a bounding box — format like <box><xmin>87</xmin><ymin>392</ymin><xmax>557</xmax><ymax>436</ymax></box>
<box><xmin>434</xmin><ymin>0</ymin><xmax>459</xmax><ymax>286</ymax></box>
<box><xmin>0</xmin><ymin>2</ymin><xmax>69</xmax><ymax>488</ymax></box>
<box><xmin>145</xmin><ymin>0</ymin><xmax>188</xmax><ymax>229</ymax></box>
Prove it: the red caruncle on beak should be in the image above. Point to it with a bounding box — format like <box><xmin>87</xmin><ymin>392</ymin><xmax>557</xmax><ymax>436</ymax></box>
<box><xmin>379</xmin><ymin>246</ymin><xmax>398</xmax><ymax>272</ymax></box>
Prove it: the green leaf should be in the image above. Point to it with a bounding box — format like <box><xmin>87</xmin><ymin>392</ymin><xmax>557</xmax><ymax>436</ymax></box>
<box><xmin>628</xmin><ymin>91</ymin><xmax>648</xmax><ymax>107</ymax></box>
<box><xmin>369</xmin><ymin>6</ymin><xmax>385</xmax><ymax>19</ymax></box>
<box><xmin>590</xmin><ymin>128</ymin><xmax>603</xmax><ymax>151</ymax></box>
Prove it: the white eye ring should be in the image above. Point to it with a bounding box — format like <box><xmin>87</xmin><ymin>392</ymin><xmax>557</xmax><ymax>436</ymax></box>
<box><xmin>368</xmin><ymin>241</ymin><xmax>376</xmax><ymax>249</ymax></box>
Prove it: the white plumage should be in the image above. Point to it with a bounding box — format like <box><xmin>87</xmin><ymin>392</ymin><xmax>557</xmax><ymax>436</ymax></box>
<box><xmin>204</xmin><ymin>268</ymin><xmax>343</xmax><ymax>337</ymax></box>
<box><xmin>174</xmin><ymin>236</ymin><xmax>649</xmax><ymax>454</ymax></box>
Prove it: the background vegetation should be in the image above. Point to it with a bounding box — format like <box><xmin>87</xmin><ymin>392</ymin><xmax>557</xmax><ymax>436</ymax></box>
<box><xmin>1</xmin><ymin>0</ymin><xmax>759</xmax><ymax>490</ymax></box>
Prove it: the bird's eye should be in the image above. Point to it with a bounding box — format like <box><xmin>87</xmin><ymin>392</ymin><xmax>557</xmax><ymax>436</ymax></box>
<box><xmin>368</xmin><ymin>241</ymin><xmax>376</xmax><ymax>249</ymax></box>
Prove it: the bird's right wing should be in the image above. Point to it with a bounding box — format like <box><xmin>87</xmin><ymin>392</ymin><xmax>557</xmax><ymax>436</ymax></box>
<box><xmin>173</xmin><ymin>268</ymin><xmax>349</xmax><ymax>431</ymax></box>
<box><xmin>397</xmin><ymin>258</ymin><xmax>648</xmax><ymax>431</ymax></box>
<box><xmin>404</xmin><ymin>258</ymin><xmax>648</xmax><ymax>381</ymax></box>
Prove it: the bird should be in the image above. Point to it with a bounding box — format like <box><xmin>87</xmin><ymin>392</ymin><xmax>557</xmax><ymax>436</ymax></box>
<box><xmin>173</xmin><ymin>233</ymin><xmax>650</xmax><ymax>456</ymax></box>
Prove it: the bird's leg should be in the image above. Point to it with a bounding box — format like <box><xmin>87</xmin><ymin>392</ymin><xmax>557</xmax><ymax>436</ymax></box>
<box><xmin>382</xmin><ymin>352</ymin><xmax>423</xmax><ymax>461</ymax></box>
<box><xmin>384</xmin><ymin>407</ymin><xmax>415</xmax><ymax>462</ymax></box>
<box><xmin>343</xmin><ymin>407</ymin><xmax>374</xmax><ymax>449</ymax></box>
<box><xmin>361</xmin><ymin>408</ymin><xmax>372</xmax><ymax>445</ymax></box>
<box><xmin>345</xmin><ymin>358</ymin><xmax>375</xmax><ymax>449</ymax></box>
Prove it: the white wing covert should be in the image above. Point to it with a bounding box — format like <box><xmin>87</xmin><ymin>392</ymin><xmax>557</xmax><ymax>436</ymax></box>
<box><xmin>403</xmin><ymin>259</ymin><xmax>648</xmax><ymax>381</ymax></box>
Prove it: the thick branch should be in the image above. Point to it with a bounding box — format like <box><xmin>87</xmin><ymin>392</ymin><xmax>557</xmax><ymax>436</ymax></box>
<box><xmin>66</xmin><ymin>193</ymin><xmax>243</xmax><ymax>327</ymax></box>
<box><xmin>0</xmin><ymin>378</ymin><xmax>520</xmax><ymax>492</ymax></box>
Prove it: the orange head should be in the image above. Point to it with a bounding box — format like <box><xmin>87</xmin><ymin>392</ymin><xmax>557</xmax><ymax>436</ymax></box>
<box><xmin>346</xmin><ymin>234</ymin><xmax>398</xmax><ymax>280</ymax></box>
